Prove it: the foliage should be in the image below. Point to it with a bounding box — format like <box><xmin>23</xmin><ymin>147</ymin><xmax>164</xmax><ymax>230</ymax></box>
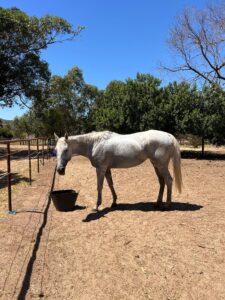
<box><xmin>202</xmin><ymin>85</ymin><xmax>225</xmax><ymax>145</ymax></box>
<box><xmin>163</xmin><ymin>81</ymin><xmax>201</xmax><ymax>135</ymax></box>
<box><xmin>94</xmin><ymin>74</ymin><xmax>164</xmax><ymax>133</ymax></box>
<box><xmin>0</xmin><ymin>7</ymin><xmax>84</xmax><ymax>107</ymax></box>
<box><xmin>11</xmin><ymin>69</ymin><xmax>225</xmax><ymax>146</ymax></box>
<box><xmin>94</xmin><ymin>75</ymin><xmax>225</xmax><ymax>146</ymax></box>
<box><xmin>126</xmin><ymin>74</ymin><xmax>163</xmax><ymax>132</ymax></box>
<box><xmin>93</xmin><ymin>80</ymin><xmax>127</xmax><ymax>132</ymax></box>
<box><xmin>0</xmin><ymin>127</ymin><xmax>13</xmax><ymax>139</ymax></box>
<box><xmin>11</xmin><ymin>114</ymin><xmax>34</xmax><ymax>138</ymax></box>
<box><xmin>16</xmin><ymin>67</ymin><xmax>99</xmax><ymax>137</ymax></box>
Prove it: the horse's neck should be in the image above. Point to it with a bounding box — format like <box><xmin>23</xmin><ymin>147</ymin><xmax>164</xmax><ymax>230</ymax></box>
<box><xmin>70</xmin><ymin>135</ymin><xmax>94</xmax><ymax>159</ymax></box>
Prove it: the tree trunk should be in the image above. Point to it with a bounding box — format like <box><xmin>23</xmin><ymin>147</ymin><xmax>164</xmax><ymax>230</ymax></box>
<box><xmin>201</xmin><ymin>136</ymin><xmax>205</xmax><ymax>157</ymax></box>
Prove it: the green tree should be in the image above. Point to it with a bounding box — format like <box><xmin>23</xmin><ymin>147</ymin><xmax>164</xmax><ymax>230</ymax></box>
<box><xmin>11</xmin><ymin>114</ymin><xmax>34</xmax><ymax>138</ymax></box>
<box><xmin>163</xmin><ymin>81</ymin><xmax>201</xmax><ymax>135</ymax></box>
<box><xmin>94</xmin><ymin>80</ymin><xmax>127</xmax><ymax>132</ymax></box>
<box><xmin>94</xmin><ymin>73</ymin><xmax>165</xmax><ymax>133</ymax></box>
<box><xmin>0</xmin><ymin>7</ymin><xmax>83</xmax><ymax>107</ymax></box>
<box><xmin>31</xmin><ymin>67</ymin><xmax>98</xmax><ymax>136</ymax></box>
<box><xmin>163</xmin><ymin>82</ymin><xmax>225</xmax><ymax>148</ymax></box>
<box><xmin>126</xmin><ymin>73</ymin><xmax>163</xmax><ymax>132</ymax></box>
<box><xmin>0</xmin><ymin>127</ymin><xmax>13</xmax><ymax>139</ymax></box>
<box><xmin>163</xmin><ymin>2</ymin><xmax>225</xmax><ymax>152</ymax></box>
<box><xmin>202</xmin><ymin>85</ymin><xmax>225</xmax><ymax>145</ymax></box>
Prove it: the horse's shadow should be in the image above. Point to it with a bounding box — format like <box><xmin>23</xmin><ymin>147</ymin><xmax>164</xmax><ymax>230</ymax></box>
<box><xmin>82</xmin><ymin>201</ymin><xmax>203</xmax><ymax>222</ymax></box>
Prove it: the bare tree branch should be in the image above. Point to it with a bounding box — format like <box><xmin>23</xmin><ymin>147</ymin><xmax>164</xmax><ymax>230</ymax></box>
<box><xmin>162</xmin><ymin>3</ymin><xmax>225</xmax><ymax>86</ymax></box>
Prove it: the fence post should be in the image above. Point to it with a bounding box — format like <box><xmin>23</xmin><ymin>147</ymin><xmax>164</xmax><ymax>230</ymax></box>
<box><xmin>6</xmin><ymin>142</ymin><xmax>12</xmax><ymax>212</ymax></box>
<box><xmin>47</xmin><ymin>138</ymin><xmax>50</xmax><ymax>160</ymax></box>
<box><xmin>37</xmin><ymin>139</ymin><xmax>40</xmax><ymax>173</ymax></box>
<box><xmin>28</xmin><ymin>140</ymin><xmax>32</xmax><ymax>185</ymax></box>
<box><xmin>42</xmin><ymin>139</ymin><xmax>44</xmax><ymax>166</ymax></box>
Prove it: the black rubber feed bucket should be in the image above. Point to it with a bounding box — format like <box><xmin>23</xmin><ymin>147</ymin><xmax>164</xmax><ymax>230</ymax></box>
<box><xmin>51</xmin><ymin>190</ymin><xmax>78</xmax><ymax>211</ymax></box>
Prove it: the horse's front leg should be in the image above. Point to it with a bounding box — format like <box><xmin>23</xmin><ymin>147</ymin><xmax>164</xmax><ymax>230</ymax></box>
<box><xmin>93</xmin><ymin>168</ymin><xmax>106</xmax><ymax>212</ymax></box>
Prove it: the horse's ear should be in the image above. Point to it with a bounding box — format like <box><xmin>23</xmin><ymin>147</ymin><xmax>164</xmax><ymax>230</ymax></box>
<box><xmin>54</xmin><ymin>133</ymin><xmax>59</xmax><ymax>141</ymax></box>
<box><xmin>64</xmin><ymin>132</ymin><xmax>68</xmax><ymax>140</ymax></box>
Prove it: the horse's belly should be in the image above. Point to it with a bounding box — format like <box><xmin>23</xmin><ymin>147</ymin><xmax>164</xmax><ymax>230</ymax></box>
<box><xmin>109</xmin><ymin>155</ymin><xmax>146</xmax><ymax>168</ymax></box>
<box><xmin>104</xmin><ymin>142</ymin><xmax>147</xmax><ymax>168</ymax></box>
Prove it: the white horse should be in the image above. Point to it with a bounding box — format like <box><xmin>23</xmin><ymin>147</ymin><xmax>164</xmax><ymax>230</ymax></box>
<box><xmin>54</xmin><ymin>130</ymin><xmax>182</xmax><ymax>211</ymax></box>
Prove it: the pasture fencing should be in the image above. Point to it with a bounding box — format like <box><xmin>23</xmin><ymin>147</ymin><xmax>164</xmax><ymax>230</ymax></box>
<box><xmin>0</xmin><ymin>138</ymin><xmax>56</xmax><ymax>214</ymax></box>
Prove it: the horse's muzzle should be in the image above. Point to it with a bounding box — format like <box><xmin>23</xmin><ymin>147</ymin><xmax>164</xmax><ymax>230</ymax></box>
<box><xmin>57</xmin><ymin>168</ymin><xmax>65</xmax><ymax>175</ymax></box>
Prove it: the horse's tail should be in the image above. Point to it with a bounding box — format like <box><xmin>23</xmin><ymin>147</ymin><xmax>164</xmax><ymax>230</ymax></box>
<box><xmin>172</xmin><ymin>136</ymin><xmax>182</xmax><ymax>193</ymax></box>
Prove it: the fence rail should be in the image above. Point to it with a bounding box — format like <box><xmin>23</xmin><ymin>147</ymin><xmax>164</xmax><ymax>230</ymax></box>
<box><xmin>0</xmin><ymin>137</ymin><xmax>56</xmax><ymax>213</ymax></box>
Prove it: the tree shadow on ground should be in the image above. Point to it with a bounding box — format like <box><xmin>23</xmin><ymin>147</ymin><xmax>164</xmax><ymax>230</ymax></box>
<box><xmin>181</xmin><ymin>149</ymin><xmax>225</xmax><ymax>160</ymax></box>
<box><xmin>83</xmin><ymin>201</ymin><xmax>203</xmax><ymax>222</ymax></box>
<box><xmin>0</xmin><ymin>171</ymin><xmax>32</xmax><ymax>189</ymax></box>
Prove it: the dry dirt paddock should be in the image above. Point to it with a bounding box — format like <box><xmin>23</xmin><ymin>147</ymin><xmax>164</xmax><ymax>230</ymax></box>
<box><xmin>0</xmin><ymin>152</ymin><xmax>225</xmax><ymax>299</ymax></box>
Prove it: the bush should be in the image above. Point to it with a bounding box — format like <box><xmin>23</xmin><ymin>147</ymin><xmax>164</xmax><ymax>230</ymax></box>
<box><xmin>0</xmin><ymin>127</ymin><xmax>13</xmax><ymax>139</ymax></box>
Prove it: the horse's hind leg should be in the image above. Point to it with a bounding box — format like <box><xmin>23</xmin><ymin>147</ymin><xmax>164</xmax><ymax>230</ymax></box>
<box><xmin>153</xmin><ymin>166</ymin><xmax>165</xmax><ymax>207</ymax></box>
<box><xmin>105</xmin><ymin>169</ymin><xmax>117</xmax><ymax>207</ymax></box>
<box><xmin>158</xmin><ymin>167</ymin><xmax>173</xmax><ymax>209</ymax></box>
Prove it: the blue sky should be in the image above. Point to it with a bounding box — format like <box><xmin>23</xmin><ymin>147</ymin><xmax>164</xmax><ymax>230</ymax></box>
<box><xmin>1</xmin><ymin>0</ymin><xmax>209</xmax><ymax>120</ymax></box>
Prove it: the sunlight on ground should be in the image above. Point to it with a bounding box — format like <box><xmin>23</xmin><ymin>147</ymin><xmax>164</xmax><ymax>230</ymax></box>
<box><xmin>0</xmin><ymin>158</ymin><xmax>46</xmax><ymax>216</ymax></box>
<box><xmin>0</xmin><ymin>142</ymin><xmax>50</xmax><ymax>216</ymax></box>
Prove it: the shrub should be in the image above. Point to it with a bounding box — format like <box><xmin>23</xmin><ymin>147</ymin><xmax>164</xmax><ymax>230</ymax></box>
<box><xmin>0</xmin><ymin>127</ymin><xmax>13</xmax><ymax>139</ymax></box>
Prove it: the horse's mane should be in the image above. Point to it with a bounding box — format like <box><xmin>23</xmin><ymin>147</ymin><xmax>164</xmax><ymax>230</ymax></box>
<box><xmin>70</xmin><ymin>131</ymin><xmax>114</xmax><ymax>144</ymax></box>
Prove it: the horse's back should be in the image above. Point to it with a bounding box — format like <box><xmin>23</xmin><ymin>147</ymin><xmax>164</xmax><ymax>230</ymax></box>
<box><xmin>93</xmin><ymin>132</ymin><xmax>147</xmax><ymax>168</ymax></box>
<box><xmin>117</xmin><ymin>130</ymin><xmax>175</xmax><ymax>164</ymax></box>
<box><xmin>92</xmin><ymin>130</ymin><xmax>175</xmax><ymax>168</ymax></box>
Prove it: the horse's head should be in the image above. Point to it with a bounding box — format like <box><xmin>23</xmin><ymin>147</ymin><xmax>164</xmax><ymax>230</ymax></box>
<box><xmin>54</xmin><ymin>133</ymin><xmax>72</xmax><ymax>175</ymax></box>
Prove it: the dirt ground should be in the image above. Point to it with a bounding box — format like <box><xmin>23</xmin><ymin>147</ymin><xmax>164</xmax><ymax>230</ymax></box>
<box><xmin>0</xmin><ymin>151</ymin><xmax>225</xmax><ymax>299</ymax></box>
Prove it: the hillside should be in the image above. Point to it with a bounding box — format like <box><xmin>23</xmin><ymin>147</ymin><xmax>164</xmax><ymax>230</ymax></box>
<box><xmin>0</xmin><ymin>118</ymin><xmax>13</xmax><ymax>126</ymax></box>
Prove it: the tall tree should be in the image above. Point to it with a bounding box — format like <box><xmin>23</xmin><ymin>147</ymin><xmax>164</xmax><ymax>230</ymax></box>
<box><xmin>0</xmin><ymin>7</ymin><xmax>84</xmax><ymax>107</ymax></box>
<box><xmin>31</xmin><ymin>67</ymin><xmax>98</xmax><ymax>136</ymax></box>
<box><xmin>93</xmin><ymin>80</ymin><xmax>127</xmax><ymax>132</ymax></box>
<box><xmin>126</xmin><ymin>73</ymin><xmax>163</xmax><ymax>132</ymax></box>
<box><xmin>94</xmin><ymin>73</ymin><xmax>165</xmax><ymax>133</ymax></box>
<box><xmin>163</xmin><ymin>81</ymin><xmax>200</xmax><ymax>135</ymax></box>
<box><xmin>202</xmin><ymin>84</ymin><xmax>225</xmax><ymax>145</ymax></box>
<box><xmin>163</xmin><ymin>2</ymin><xmax>225</xmax><ymax>152</ymax></box>
<box><xmin>11</xmin><ymin>114</ymin><xmax>34</xmax><ymax>138</ymax></box>
<box><xmin>165</xmin><ymin>3</ymin><xmax>225</xmax><ymax>86</ymax></box>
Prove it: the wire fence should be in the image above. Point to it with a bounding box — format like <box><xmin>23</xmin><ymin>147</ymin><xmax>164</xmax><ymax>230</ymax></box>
<box><xmin>0</xmin><ymin>138</ymin><xmax>56</xmax><ymax>213</ymax></box>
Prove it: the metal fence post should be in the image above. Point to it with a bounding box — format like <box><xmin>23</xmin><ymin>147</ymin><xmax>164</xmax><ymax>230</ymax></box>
<box><xmin>37</xmin><ymin>139</ymin><xmax>40</xmax><ymax>173</ymax></box>
<box><xmin>42</xmin><ymin>139</ymin><xmax>44</xmax><ymax>166</ymax></box>
<box><xmin>47</xmin><ymin>139</ymin><xmax>51</xmax><ymax>159</ymax></box>
<box><xmin>6</xmin><ymin>142</ymin><xmax>12</xmax><ymax>212</ymax></box>
<box><xmin>28</xmin><ymin>140</ymin><xmax>32</xmax><ymax>185</ymax></box>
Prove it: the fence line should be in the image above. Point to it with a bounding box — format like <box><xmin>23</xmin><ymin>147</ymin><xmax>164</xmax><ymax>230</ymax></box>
<box><xmin>0</xmin><ymin>138</ymin><xmax>56</xmax><ymax>213</ymax></box>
